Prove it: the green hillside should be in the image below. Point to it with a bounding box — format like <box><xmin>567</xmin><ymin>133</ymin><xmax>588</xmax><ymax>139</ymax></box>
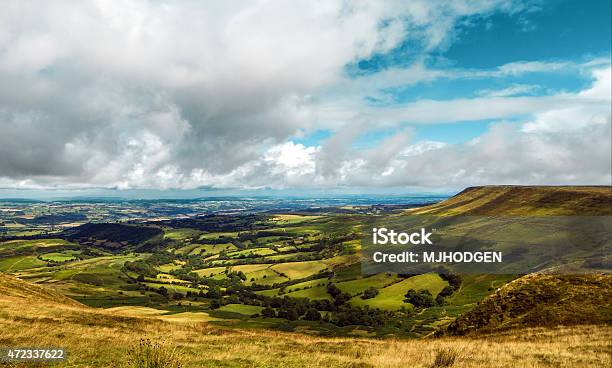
<box><xmin>1</xmin><ymin>186</ymin><xmax>610</xmax><ymax>338</ymax></box>
<box><xmin>410</xmin><ymin>186</ymin><xmax>612</xmax><ymax>216</ymax></box>
<box><xmin>446</xmin><ymin>273</ymin><xmax>612</xmax><ymax>335</ymax></box>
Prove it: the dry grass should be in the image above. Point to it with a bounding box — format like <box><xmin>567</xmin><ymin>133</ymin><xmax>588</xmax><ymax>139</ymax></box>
<box><xmin>0</xmin><ymin>292</ymin><xmax>610</xmax><ymax>368</ymax></box>
<box><xmin>123</xmin><ymin>339</ymin><xmax>183</xmax><ymax>368</ymax></box>
<box><xmin>430</xmin><ymin>348</ymin><xmax>458</xmax><ymax>367</ymax></box>
<box><xmin>0</xmin><ymin>273</ymin><xmax>610</xmax><ymax>367</ymax></box>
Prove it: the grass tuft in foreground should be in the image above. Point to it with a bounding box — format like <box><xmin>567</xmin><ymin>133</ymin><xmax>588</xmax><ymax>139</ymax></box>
<box><xmin>430</xmin><ymin>348</ymin><xmax>458</xmax><ymax>368</ymax></box>
<box><xmin>124</xmin><ymin>339</ymin><xmax>183</xmax><ymax>368</ymax></box>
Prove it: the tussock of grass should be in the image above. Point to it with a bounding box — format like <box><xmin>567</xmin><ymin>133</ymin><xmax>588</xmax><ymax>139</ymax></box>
<box><xmin>124</xmin><ymin>339</ymin><xmax>183</xmax><ymax>368</ymax></box>
<box><xmin>430</xmin><ymin>348</ymin><xmax>458</xmax><ymax>368</ymax></box>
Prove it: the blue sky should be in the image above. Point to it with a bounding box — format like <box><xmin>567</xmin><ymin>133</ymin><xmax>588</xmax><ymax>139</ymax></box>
<box><xmin>0</xmin><ymin>1</ymin><xmax>610</xmax><ymax>197</ymax></box>
<box><xmin>298</xmin><ymin>0</ymin><xmax>611</xmax><ymax>149</ymax></box>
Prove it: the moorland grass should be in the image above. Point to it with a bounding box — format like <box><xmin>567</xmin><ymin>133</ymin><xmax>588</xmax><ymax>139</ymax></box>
<box><xmin>1</xmin><ymin>282</ymin><xmax>609</xmax><ymax>368</ymax></box>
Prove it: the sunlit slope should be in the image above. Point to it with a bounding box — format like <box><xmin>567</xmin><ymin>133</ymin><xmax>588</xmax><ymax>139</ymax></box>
<box><xmin>410</xmin><ymin>186</ymin><xmax>612</xmax><ymax>216</ymax></box>
<box><xmin>0</xmin><ymin>272</ymin><xmax>83</xmax><ymax>307</ymax></box>
<box><xmin>446</xmin><ymin>273</ymin><xmax>612</xmax><ymax>335</ymax></box>
<box><xmin>1</xmin><ymin>273</ymin><xmax>610</xmax><ymax>367</ymax></box>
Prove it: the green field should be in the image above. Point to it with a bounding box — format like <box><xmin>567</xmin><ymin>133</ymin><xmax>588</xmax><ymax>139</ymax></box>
<box><xmin>226</xmin><ymin>247</ymin><xmax>277</xmax><ymax>258</ymax></box>
<box><xmin>350</xmin><ymin>273</ymin><xmax>448</xmax><ymax>310</ymax></box>
<box><xmin>0</xmin><ymin>256</ymin><xmax>47</xmax><ymax>271</ymax></box>
<box><xmin>39</xmin><ymin>252</ymin><xmax>78</xmax><ymax>262</ymax></box>
<box><xmin>163</xmin><ymin>228</ymin><xmax>202</xmax><ymax>240</ymax></box>
<box><xmin>217</xmin><ymin>303</ymin><xmax>264</xmax><ymax>316</ymax></box>
<box><xmin>271</xmin><ymin>260</ymin><xmax>328</xmax><ymax>279</ymax></box>
<box><xmin>336</xmin><ymin>273</ymin><xmax>400</xmax><ymax>296</ymax></box>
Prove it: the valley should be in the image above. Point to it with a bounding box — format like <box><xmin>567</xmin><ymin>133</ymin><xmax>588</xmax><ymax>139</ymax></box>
<box><xmin>0</xmin><ymin>186</ymin><xmax>610</xmax><ymax>367</ymax></box>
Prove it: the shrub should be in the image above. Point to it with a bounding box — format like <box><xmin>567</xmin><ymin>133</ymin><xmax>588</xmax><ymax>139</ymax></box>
<box><xmin>124</xmin><ymin>339</ymin><xmax>182</xmax><ymax>368</ymax></box>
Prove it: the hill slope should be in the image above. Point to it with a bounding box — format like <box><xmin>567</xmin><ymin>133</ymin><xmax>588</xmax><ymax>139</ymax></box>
<box><xmin>411</xmin><ymin>186</ymin><xmax>612</xmax><ymax>216</ymax></box>
<box><xmin>0</xmin><ymin>272</ymin><xmax>84</xmax><ymax>307</ymax></box>
<box><xmin>0</xmin><ymin>273</ymin><xmax>610</xmax><ymax>367</ymax></box>
<box><xmin>446</xmin><ymin>273</ymin><xmax>612</xmax><ymax>335</ymax></box>
<box><xmin>61</xmin><ymin>223</ymin><xmax>163</xmax><ymax>251</ymax></box>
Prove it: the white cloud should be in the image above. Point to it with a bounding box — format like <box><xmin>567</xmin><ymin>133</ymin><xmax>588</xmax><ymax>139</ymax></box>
<box><xmin>477</xmin><ymin>84</ymin><xmax>540</xmax><ymax>97</ymax></box>
<box><xmin>0</xmin><ymin>1</ymin><xmax>609</xmax><ymax>191</ymax></box>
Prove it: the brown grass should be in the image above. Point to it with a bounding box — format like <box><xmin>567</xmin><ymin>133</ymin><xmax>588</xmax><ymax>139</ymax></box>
<box><xmin>409</xmin><ymin>186</ymin><xmax>612</xmax><ymax>216</ymax></box>
<box><xmin>0</xmin><ymin>289</ymin><xmax>610</xmax><ymax>368</ymax></box>
<box><xmin>123</xmin><ymin>339</ymin><xmax>183</xmax><ymax>368</ymax></box>
<box><xmin>430</xmin><ymin>348</ymin><xmax>458</xmax><ymax>367</ymax></box>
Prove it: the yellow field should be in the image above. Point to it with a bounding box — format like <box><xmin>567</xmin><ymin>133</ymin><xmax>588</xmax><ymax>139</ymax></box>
<box><xmin>271</xmin><ymin>260</ymin><xmax>328</xmax><ymax>279</ymax></box>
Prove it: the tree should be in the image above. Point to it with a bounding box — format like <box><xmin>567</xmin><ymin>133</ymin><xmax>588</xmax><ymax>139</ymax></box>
<box><xmin>285</xmin><ymin>308</ymin><xmax>299</xmax><ymax>321</ymax></box>
<box><xmin>361</xmin><ymin>287</ymin><xmax>379</xmax><ymax>300</ymax></box>
<box><xmin>136</xmin><ymin>274</ymin><xmax>145</xmax><ymax>282</ymax></box>
<box><xmin>404</xmin><ymin>289</ymin><xmax>434</xmax><ymax>308</ymax></box>
<box><xmin>303</xmin><ymin>308</ymin><xmax>322</xmax><ymax>321</ymax></box>
<box><xmin>205</xmin><ymin>285</ymin><xmax>221</xmax><ymax>299</ymax></box>
<box><xmin>327</xmin><ymin>283</ymin><xmax>341</xmax><ymax>298</ymax></box>
<box><xmin>334</xmin><ymin>292</ymin><xmax>351</xmax><ymax>306</ymax></box>
<box><xmin>438</xmin><ymin>285</ymin><xmax>455</xmax><ymax>298</ymax></box>
<box><xmin>158</xmin><ymin>286</ymin><xmax>168</xmax><ymax>297</ymax></box>
<box><xmin>209</xmin><ymin>299</ymin><xmax>222</xmax><ymax>309</ymax></box>
<box><xmin>262</xmin><ymin>307</ymin><xmax>276</xmax><ymax>318</ymax></box>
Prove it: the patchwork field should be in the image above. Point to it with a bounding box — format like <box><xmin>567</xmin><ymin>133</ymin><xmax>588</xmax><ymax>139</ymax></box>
<box><xmin>0</xmin><ymin>186</ymin><xmax>610</xmax><ymax>367</ymax></box>
<box><xmin>1</xmin><ymin>273</ymin><xmax>610</xmax><ymax>368</ymax></box>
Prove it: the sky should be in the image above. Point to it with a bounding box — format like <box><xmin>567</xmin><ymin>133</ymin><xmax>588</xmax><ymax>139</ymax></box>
<box><xmin>0</xmin><ymin>0</ymin><xmax>610</xmax><ymax>198</ymax></box>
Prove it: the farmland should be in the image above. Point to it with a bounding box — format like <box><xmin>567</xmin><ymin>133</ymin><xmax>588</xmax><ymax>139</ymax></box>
<box><xmin>0</xmin><ymin>186</ymin><xmax>610</xmax><ymax>346</ymax></box>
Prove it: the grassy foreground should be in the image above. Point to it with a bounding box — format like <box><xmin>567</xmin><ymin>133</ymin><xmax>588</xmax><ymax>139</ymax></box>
<box><xmin>1</xmin><ymin>274</ymin><xmax>610</xmax><ymax>368</ymax></box>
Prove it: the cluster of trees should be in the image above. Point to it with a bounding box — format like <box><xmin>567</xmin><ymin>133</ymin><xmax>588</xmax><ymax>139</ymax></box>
<box><xmin>326</xmin><ymin>283</ymin><xmax>352</xmax><ymax>305</ymax></box>
<box><xmin>361</xmin><ymin>287</ymin><xmax>379</xmax><ymax>299</ymax></box>
<box><xmin>124</xmin><ymin>260</ymin><xmax>158</xmax><ymax>278</ymax></box>
<box><xmin>239</xmin><ymin>292</ymin><xmax>404</xmax><ymax>327</ymax></box>
<box><xmin>403</xmin><ymin>269</ymin><xmax>463</xmax><ymax>308</ymax></box>
<box><xmin>437</xmin><ymin>269</ymin><xmax>462</xmax><ymax>290</ymax></box>
<box><xmin>404</xmin><ymin>289</ymin><xmax>435</xmax><ymax>308</ymax></box>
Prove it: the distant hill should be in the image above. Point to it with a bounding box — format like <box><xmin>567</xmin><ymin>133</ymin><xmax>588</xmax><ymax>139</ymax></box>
<box><xmin>446</xmin><ymin>273</ymin><xmax>612</xmax><ymax>335</ymax></box>
<box><xmin>410</xmin><ymin>186</ymin><xmax>612</xmax><ymax>216</ymax></box>
<box><xmin>0</xmin><ymin>272</ymin><xmax>83</xmax><ymax>307</ymax></box>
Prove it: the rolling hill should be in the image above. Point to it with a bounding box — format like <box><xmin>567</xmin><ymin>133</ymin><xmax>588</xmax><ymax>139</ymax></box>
<box><xmin>410</xmin><ymin>186</ymin><xmax>612</xmax><ymax>216</ymax></box>
<box><xmin>1</xmin><ymin>271</ymin><xmax>610</xmax><ymax>367</ymax></box>
<box><xmin>404</xmin><ymin>185</ymin><xmax>612</xmax><ymax>336</ymax></box>
<box><xmin>446</xmin><ymin>272</ymin><xmax>612</xmax><ymax>335</ymax></box>
<box><xmin>61</xmin><ymin>223</ymin><xmax>163</xmax><ymax>251</ymax></box>
<box><xmin>0</xmin><ymin>272</ymin><xmax>84</xmax><ymax>307</ymax></box>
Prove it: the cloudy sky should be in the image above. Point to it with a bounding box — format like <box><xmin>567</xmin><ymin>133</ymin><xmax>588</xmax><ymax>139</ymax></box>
<box><xmin>0</xmin><ymin>0</ymin><xmax>610</xmax><ymax>197</ymax></box>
